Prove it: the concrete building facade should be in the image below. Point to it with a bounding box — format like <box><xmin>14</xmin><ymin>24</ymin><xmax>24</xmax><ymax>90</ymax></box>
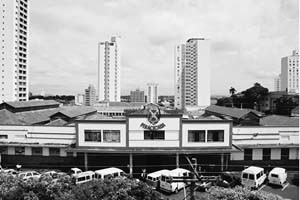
<box><xmin>174</xmin><ymin>38</ymin><xmax>211</xmax><ymax>109</ymax></box>
<box><xmin>130</xmin><ymin>89</ymin><xmax>144</xmax><ymax>103</ymax></box>
<box><xmin>274</xmin><ymin>74</ymin><xmax>281</xmax><ymax>91</ymax></box>
<box><xmin>98</xmin><ymin>36</ymin><xmax>121</xmax><ymax>102</ymax></box>
<box><xmin>0</xmin><ymin>0</ymin><xmax>29</xmax><ymax>102</ymax></box>
<box><xmin>84</xmin><ymin>85</ymin><xmax>96</xmax><ymax>106</ymax></box>
<box><xmin>281</xmin><ymin>50</ymin><xmax>299</xmax><ymax>94</ymax></box>
<box><xmin>147</xmin><ymin>83</ymin><xmax>158</xmax><ymax>104</ymax></box>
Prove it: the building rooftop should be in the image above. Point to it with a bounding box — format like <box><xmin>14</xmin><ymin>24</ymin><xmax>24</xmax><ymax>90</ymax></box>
<box><xmin>0</xmin><ymin>110</ymin><xmax>26</xmax><ymax>125</ymax></box>
<box><xmin>52</xmin><ymin>106</ymin><xmax>97</xmax><ymax>119</ymax></box>
<box><xmin>205</xmin><ymin>105</ymin><xmax>264</xmax><ymax>119</ymax></box>
<box><xmin>16</xmin><ymin>108</ymin><xmax>60</xmax><ymax>124</ymax></box>
<box><xmin>260</xmin><ymin>115</ymin><xmax>299</xmax><ymax>127</ymax></box>
<box><xmin>1</xmin><ymin>100</ymin><xmax>60</xmax><ymax>109</ymax></box>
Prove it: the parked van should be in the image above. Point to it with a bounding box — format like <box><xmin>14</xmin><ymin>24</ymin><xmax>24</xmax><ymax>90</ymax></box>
<box><xmin>268</xmin><ymin>167</ymin><xmax>287</xmax><ymax>186</ymax></box>
<box><xmin>70</xmin><ymin>168</ymin><xmax>82</xmax><ymax>177</ymax></box>
<box><xmin>94</xmin><ymin>167</ymin><xmax>125</xmax><ymax>180</ymax></box>
<box><xmin>74</xmin><ymin>171</ymin><xmax>95</xmax><ymax>184</ymax></box>
<box><xmin>241</xmin><ymin>166</ymin><xmax>266</xmax><ymax>189</ymax></box>
<box><xmin>160</xmin><ymin>168</ymin><xmax>191</xmax><ymax>193</ymax></box>
<box><xmin>146</xmin><ymin>169</ymin><xmax>170</xmax><ymax>189</ymax></box>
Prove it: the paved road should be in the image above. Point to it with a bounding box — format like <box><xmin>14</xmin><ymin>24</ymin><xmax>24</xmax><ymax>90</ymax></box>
<box><xmin>261</xmin><ymin>183</ymin><xmax>299</xmax><ymax>200</ymax></box>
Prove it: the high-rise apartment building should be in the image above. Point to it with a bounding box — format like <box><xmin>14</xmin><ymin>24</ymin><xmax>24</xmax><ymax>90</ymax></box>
<box><xmin>84</xmin><ymin>85</ymin><xmax>96</xmax><ymax>106</ymax></box>
<box><xmin>174</xmin><ymin>38</ymin><xmax>211</xmax><ymax>109</ymax></box>
<box><xmin>281</xmin><ymin>50</ymin><xmax>299</xmax><ymax>94</ymax></box>
<box><xmin>147</xmin><ymin>83</ymin><xmax>158</xmax><ymax>104</ymax></box>
<box><xmin>174</xmin><ymin>44</ymin><xmax>185</xmax><ymax>109</ymax></box>
<box><xmin>98</xmin><ymin>36</ymin><xmax>121</xmax><ymax>102</ymax></box>
<box><xmin>274</xmin><ymin>74</ymin><xmax>281</xmax><ymax>91</ymax></box>
<box><xmin>130</xmin><ymin>89</ymin><xmax>145</xmax><ymax>102</ymax></box>
<box><xmin>0</xmin><ymin>0</ymin><xmax>29</xmax><ymax>102</ymax></box>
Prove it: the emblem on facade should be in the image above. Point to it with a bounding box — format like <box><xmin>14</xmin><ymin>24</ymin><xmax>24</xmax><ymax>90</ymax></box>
<box><xmin>147</xmin><ymin>104</ymin><xmax>161</xmax><ymax>125</ymax></box>
<box><xmin>140</xmin><ymin>104</ymin><xmax>166</xmax><ymax>130</ymax></box>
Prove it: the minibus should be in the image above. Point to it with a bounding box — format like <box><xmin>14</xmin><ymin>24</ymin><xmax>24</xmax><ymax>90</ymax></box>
<box><xmin>268</xmin><ymin>167</ymin><xmax>287</xmax><ymax>186</ymax></box>
<box><xmin>241</xmin><ymin>166</ymin><xmax>266</xmax><ymax>189</ymax></box>
<box><xmin>160</xmin><ymin>168</ymin><xmax>191</xmax><ymax>193</ymax></box>
<box><xmin>94</xmin><ymin>167</ymin><xmax>125</xmax><ymax>180</ymax></box>
<box><xmin>146</xmin><ymin>169</ymin><xmax>170</xmax><ymax>189</ymax></box>
<box><xmin>74</xmin><ymin>171</ymin><xmax>95</xmax><ymax>184</ymax></box>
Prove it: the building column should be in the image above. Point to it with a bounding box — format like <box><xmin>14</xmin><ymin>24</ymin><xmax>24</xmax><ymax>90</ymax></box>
<box><xmin>221</xmin><ymin>153</ymin><xmax>224</xmax><ymax>171</ymax></box>
<box><xmin>176</xmin><ymin>153</ymin><xmax>180</xmax><ymax>168</ymax></box>
<box><xmin>84</xmin><ymin>153</ymin><xmax>88</xmax><ymax>171</ymax></box>
<box><xmin>129</xmin><ymin>153</ymin><xmax>133</xmax><ymax>176</ymax></box>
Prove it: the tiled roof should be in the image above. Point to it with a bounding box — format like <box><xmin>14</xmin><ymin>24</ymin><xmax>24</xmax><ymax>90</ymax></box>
<box><xmin>108</xmin><ymin>102</ymin><xmax>145</xmax><ymax>107</ymax></box>
<box><xmin>45</xmin><ymin>118</ymin><xmax>68</xmax><ymax>126</ymax></box>
<box><xmin>0</xmin><ymin>110</ymin><xmax>26</xmax><ymax>125</ymax></box>
<box><xmin>81</xmin><ymin>113</ymin><xmax>125</xmax><ymax>120</ymax></box>
<box><xmin>52</xmin><ymin>106</ymin><xmax>97</xmax><ymax>118</ymax></box>
<box><xmin>2</xmin><ymin>100</ymin><xmax>60</xmax><ymax>108</ymax></box>
<box><xmin>205</xmin><ymin>105</ymin><xmax>263</xmax><ymax>119</ymax></box>
<box><xmin>16</xmin><ymin>108</ymin><xmax>60</xmax><ymax>125</ymax></box>
<box><xmin>260</xmin><ymin>115</ymin><xmax>299</xmax><ymax>127</ymax></box>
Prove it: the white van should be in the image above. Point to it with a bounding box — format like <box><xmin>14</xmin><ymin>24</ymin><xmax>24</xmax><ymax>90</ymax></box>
<box><xmin>74</xmin><ymin>171</ymin><xmax>95</xmax><ymax>184</ymax></box>
<box><xmin>70</xmin><ymin>167</ymin><xmax>82</xmax><ymax>177</ymax></box>
<box><xmin>160</xmin><ymin>168</ymin><xmax>191</xmax><ymax>193</ymax></box>
<box><xmin>241</xmin><ymin>166</ymin><xmax>266</xmax><ymax>189</ymax></box>
<box><xmin>146</xmin><ymin>169</ymin><xmax>170</xmax><ymax>189</ymax></box>
<box><xmin>268</xmin><ymin>167</ymin><xmax>287</xmax><ymax>186</ymax></box>
<box><xmin>94</xmin><ymin>167</ymin><xmax>125</xmax><ymax>180</ymax></box>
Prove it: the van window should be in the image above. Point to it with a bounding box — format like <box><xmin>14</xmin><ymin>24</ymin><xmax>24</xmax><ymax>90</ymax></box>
<box><xmin>249</xmin><ymin>174</ymin><xmax>254</xmax><ymax>180</ymax></box>
<box><xmin>161</xmin><ymin>176</ymin><xmax>166</xmax><ymax>182</ymax></box>
<box><xmin>113</xmin><ymin>172</ymin><xmax>118</xmax><ymax>177</ymax></box>
<box><xmin>242</xmin><ymin>173</ymin><xmax>248</xmax><ymax>179</ymax></box>
<box><xmin>271</xmin><ymin>174</ymin><xmax>279</xmax><ymax>178</ymax></box>
<box><xmin>78</xmin><ymin>177</ymin><xmax>85</xmax><ymax>182</ymax></box>
<box><xmin>256</xmin><ymin>172</ymin><xmax>261</xmax><ymax>179</ymax></box>
<box><xmin>120</xmin><ymin>172</ymin><xmax>124</xmax><ymax>176</ymax></box>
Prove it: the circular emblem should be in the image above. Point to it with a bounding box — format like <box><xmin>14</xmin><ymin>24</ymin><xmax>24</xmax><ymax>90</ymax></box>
<box><xmin>147</xmin><ymin>105</ymin><xmax>161</xmax><ymax>125</ymax></box>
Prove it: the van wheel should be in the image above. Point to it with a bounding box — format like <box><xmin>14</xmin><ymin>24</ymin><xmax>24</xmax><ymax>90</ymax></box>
<box><xmin>175</xmin><ymin>188</ymin><xmax>178</xmax><ymax>193</ymax></box>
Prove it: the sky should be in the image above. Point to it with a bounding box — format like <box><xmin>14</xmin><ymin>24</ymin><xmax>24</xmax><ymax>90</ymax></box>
<box><xmin>28</xmin><ymin>0</ymin><xmax>299</xmax><ymax>96</ymax></box>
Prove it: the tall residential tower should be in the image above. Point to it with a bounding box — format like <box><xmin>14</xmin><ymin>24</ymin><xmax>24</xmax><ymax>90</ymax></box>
<box><xmin>174</xmin><ymin>38</ymin><xmax>211</xmax><ymax>109</ymax></box>
<box><xmin>281</xmin><ymin>50</ymin><xmax>299</xmax><ymax>94</ymax></box>
<box><xmin>0</xmin><ymin>0</ymin><xmax>29</xmax><ymax>102</ymax></box>
<box><xmin>98</xmin><ymin>36</ymin><xmax>121</xmax><ymax>102</ymax></box>
<box><xmin>147</xmin><ymin>83</ymin><xmax>158</xmax><ymax>104</ymax></box>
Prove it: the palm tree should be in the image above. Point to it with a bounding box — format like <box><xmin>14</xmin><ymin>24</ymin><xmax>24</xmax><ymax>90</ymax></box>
<box><xmin>229</xmin><ymin>87</ymin><xmax>236</xmax><ymax>96</ymax></box>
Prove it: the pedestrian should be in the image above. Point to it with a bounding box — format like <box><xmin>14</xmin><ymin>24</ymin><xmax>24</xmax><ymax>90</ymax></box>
<box><xmin>141</xmin><ymin>168</ymin><xmax>147</xmax><ymax>181</ymax></box>
<box><xmin>16</xmin><ymin>164</ymin><xmax>22</xmax><ymax>172</ymax></box>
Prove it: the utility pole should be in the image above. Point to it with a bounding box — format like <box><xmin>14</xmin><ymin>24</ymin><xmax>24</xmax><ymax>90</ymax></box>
<box><xmin>190</xmin><ymin>158</ymin><xmax>197</xmax><ymax>200</ymax></box>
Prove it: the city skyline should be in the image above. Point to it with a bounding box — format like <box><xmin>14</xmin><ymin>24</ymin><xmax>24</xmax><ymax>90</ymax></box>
<box><xmin>28</xmin><ymin>0</ymin><xmax>298</xmax><ymax>96</ymax></box>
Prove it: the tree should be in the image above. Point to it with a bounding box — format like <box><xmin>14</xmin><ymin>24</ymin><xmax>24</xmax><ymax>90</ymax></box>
<box><xmin>274</xmin><ymin>96</ymin><xmax>298</xmax><ymax>116</ymax></box>
<box><xmin>241</xmin><ymin>83</ymin><xmax>269</xmax><ymax>109</ymax></box>
<box><xmin>229</xmin><ymin>87</ymin><xmax>236</xmax><ymax>96</ymax></box>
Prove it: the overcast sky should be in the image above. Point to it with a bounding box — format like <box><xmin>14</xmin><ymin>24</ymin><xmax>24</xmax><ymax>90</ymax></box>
<box><xmin>29</xmin><ymin>0</ymin><xmax>299</xmax><ymax>96</ymax></box>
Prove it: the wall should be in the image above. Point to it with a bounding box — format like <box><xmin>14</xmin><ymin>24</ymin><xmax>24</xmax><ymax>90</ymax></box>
<box><xmin>182</xmin><ymin>122</ymin><xmax>231</xmax><ymax>147</ymax></box>
<box><xmin>77</xmin><ymin>122</ymin><xmax>126</xmax><ymax>147</ymax></box>
<box><xmin>128</xmin><ymin>117</ymin><xmax>180</xmax><ymax>147</ymax></box>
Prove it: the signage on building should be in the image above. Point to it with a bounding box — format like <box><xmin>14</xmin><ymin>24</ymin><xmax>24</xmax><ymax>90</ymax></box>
<box><xmin>140</xmin><ymin>104</ymin><xmax>166</xmax><ymax>130</ymax></box>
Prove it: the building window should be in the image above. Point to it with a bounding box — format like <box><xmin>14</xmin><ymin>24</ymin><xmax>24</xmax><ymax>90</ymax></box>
<box><xmin>0</xmin><ymin>134</ymin><xmax>8</xmax><ymax>139</ymax></box>
<box><xmin>49</xmin><ymin>148</ymin><xmax>60</xmax><ymax>156</ymax></box>
<box><xmin>15</xmin><ymin>147</ymin><xmax>25</xmax><ymax>155</ymax></box>
<box><xmin>103</xmin><ymin>130</ymin><xmax>120</xmax><ymax>142</ymax></box>
<box><xmin>0</xmin><ymin>146</ymin><xmax>8</xmax><ymax>154</ymax></box>
<box><xmin>263</xmin><ymin>148</ymin><xmax>271</xmax><ymax>160</ymax></box>
<box><xmin>244</xmin><ymin>148</ymin><xmax>252</xmax><ymax>161</ymax></box>
<box><xmin>281</xmin><ymin>148</ymin><xmax>289</xmax><ymax>160</ymax></box>
<box><xmin>32</xmin><ymin>147</ymin><xmax>42</xmax><ymax>156</ymax></box>
<box><xmin>144</xmin><ymin>130</ymin><xmax>165</xmax><ymax>140</ymax></box>
<box><xmin>84</xmin><ymin>130</ymin><xmax>101</xmax><ymax>142</ymax></box>
<box><xmin>188</xmin><ymin>130</ymin><xmax>205</xmax><ymax>142</ymax></box>
<box><xmin>207</xmin><ymin>130</ymin><xmax>224</xmax><ymax>142</ymax></box>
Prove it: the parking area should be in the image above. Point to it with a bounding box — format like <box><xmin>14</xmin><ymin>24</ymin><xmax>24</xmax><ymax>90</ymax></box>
<box><xmin>160</xmin><ymin>188</ymin><xmax>209</xmax><ymax>200</ymax></box>
<box><xmin>260</xmin><ymin>182</ymin><xmax>299</xmax><ymax>200</ymax></box>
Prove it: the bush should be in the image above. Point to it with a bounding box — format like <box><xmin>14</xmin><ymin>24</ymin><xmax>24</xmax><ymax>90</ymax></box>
<box><xmin>0</xmin><ymin>174</ymin><xmax>161</xmax><ymax>200</ymax></box>
<box><xmin>208</xmin><ymin>186</ymin><xmax>284</xmax><ymax>200</ymax></box>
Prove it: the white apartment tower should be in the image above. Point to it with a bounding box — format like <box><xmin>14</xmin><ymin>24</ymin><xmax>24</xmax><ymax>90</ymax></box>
<box><xmin>84</xmin><ymin>84</ymin><xmax>96</xmax><ymax>106</ymax></box>
<box><xmin>0</xmin><ymin>0</ymin><xmax>29</xmax><ymax>102</ymax></box>
<box><xmin>281</xmin><ymin>50</ymin><xmax>299</xmax><ymax>94</ymax></box>
<box><xmin>174</xmin><ymin>44</ymin><xmax>185</xmax><ymax>109</ymax></box>
<box><xmin>274</xmin><ymin>74</ymin><xmax>281</xmax><ymax>91</ymax></box>
<box><xmin>174</xmin><ymin>38</ymin><xmax>211</xmax><ymax>109</ymax></box>
<box><xmin>147</xmin><ymin>83</ymin><xmax>158</xmax><ymax>104</ymax></box>
<box><xmin>98</xmin><ymin>36</ymin><xmax>121</xmax><ymax>102</ymax></box>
